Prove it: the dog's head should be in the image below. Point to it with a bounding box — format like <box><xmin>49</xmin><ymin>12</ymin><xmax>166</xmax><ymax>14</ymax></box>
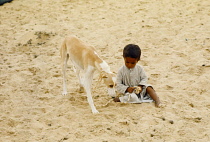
<box><xmin>100</xmin><ymin>71</ymin><xmax>116</xmax><ymax>98</ymax></box>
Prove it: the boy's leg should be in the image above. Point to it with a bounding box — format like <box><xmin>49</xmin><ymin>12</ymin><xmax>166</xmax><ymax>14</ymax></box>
<box><xmin>146</xmin><ymin>87</ymin><xmax>160</xmax><ymax>107</ymax></box>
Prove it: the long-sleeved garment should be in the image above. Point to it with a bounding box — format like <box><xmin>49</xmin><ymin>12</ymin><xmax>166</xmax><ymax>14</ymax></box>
<box><xmin>116</xmin><ymin>64</ymin><xmax>148</xmax><ymax>94</ymax></box>
<box><xmin>116</xmin><ymin>64</ymin><xmax>153</xmax><ymax>103</ymax></box>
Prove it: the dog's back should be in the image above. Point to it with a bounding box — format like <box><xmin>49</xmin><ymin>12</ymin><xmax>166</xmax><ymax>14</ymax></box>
<box><xmin>60</xmin><ymin>35</ymin><xmax>116</xmax><ymax>113</ymax></box>
<box><xmin>61</xmin><ymin>36</ymin><xmax>102</xmax><ymax>70</ymax></box>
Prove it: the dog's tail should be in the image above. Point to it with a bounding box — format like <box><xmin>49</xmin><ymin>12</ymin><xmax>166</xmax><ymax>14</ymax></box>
<box><xmin>60</xmin><ymin>39</ymin><xmax>69</xmax><ymax>64</ymax></box>
<box><xmin>60</xmin><ymin>38</ymin><xmax>69</xmax><ymax>96</ymax></box>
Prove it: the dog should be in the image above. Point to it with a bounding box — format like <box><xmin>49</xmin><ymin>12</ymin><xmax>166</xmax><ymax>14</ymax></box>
<box><xmin>60</xmin><ymin>35</ymin><xmax>116</xmax><ymax>113</ymax></box>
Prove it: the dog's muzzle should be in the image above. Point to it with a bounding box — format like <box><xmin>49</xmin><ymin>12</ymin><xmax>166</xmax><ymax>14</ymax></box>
<box><xmin>107</xmin><ymin>87</ymin><xmax>116</xmax><ymax>98</ymax></box>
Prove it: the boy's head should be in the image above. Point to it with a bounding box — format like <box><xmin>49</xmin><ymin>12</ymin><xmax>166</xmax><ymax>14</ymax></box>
<box><xmin>123</xmin><ymin>44</ymin><xmax>141</xmax><ymax>69</ymax></box>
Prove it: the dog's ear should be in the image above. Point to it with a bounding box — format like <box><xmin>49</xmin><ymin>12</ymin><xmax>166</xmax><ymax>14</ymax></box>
<box><xmin>102</xmin><ymin>75</ymin><xmax>108</xmax><ymax>78</ymax></box>
<box><xmin>112</xmin><ymin>71</ymin><xmax>117</xmax><ymax>75</ymax></box>
<box><xmin>100</xmin><ymin>71</ymin><xmax>108</xmax><ymax>78</ymax></box>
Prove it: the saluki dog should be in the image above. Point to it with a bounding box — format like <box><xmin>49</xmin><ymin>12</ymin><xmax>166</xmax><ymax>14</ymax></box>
<box><xmin>60</xmin><ymin>35</ymin><xmax>116</xmax><ymax>113</ymax></box>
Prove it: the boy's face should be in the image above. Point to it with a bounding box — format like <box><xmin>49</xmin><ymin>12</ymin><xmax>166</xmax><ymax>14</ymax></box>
<box><xmin>124</xmin><ymin>57</ymin><xmax>139</xmax><ymax>69</ymax></box>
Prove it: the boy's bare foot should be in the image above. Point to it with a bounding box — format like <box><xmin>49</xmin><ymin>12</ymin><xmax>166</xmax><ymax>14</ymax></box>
<box><xmin>155</xmin><ymin>99</ymin><xmax>161</xmax><ymax>107</ymax></box>
<box><xmin>113</xmin><ymin>97</ymin><xmax>120</xmax><ymax>102</ymax></box>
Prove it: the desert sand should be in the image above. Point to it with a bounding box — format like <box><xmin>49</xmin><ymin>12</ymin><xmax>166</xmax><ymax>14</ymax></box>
<box><xmin>0</xmin><ymin>0</ymin><xmax>210</xmax><ymax>141</ymax></box>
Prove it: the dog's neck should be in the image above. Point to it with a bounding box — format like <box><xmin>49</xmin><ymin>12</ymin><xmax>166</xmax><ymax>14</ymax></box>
<box><xmin>94</xmin><ymin>59</ymin><xmax>111</xmax><ymax>74</ymax></box>
<box><xmin>99</xmin><ymin>60</ymin><xmax>111</xmax><ymax>73</ymax></box>
<box><xmin>93</xmin><ymin>51</ymin><xmax>111</xmax><ymax>73</ymax></box>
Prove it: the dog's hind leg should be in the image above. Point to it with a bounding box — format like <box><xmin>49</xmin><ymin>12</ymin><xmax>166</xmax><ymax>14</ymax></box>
<box><xmin>72</xmin><ymin>65</ymin><xmax>85</xmax><ymax>93</ymax></box>
<box><xmin>83</xmin><ymin>66</ymin><xmax>98</xmax><ymax>113</ymax></box>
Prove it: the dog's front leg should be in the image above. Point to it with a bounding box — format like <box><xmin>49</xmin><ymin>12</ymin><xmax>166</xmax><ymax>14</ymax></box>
<box><xmin>83</xmin><ymin>66</ymin><xmax>99</xmax><ymax>114</ymax></box>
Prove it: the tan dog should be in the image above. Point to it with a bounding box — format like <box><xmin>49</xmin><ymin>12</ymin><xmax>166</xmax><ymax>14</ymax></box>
<box><xmin>60</xmin><ymin>35</ymin><xmax>116</xmax><ymax>113</ymax></box>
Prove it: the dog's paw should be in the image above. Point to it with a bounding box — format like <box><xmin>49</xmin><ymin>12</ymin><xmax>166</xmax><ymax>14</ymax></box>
<box><xmin>92</xmin><ymin>109</ymin><xmax>99</xmax><ymax>114</ymax></box>
<box><xmin>62</xmin><ymin>91</ymin><xmax>67</xmax><ymax>96</ymax></box>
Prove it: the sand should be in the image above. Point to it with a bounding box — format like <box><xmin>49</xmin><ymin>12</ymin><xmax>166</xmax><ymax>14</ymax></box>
<box><xmin>0</xmin><ymin>0</ymin><xmax>210</xmax><ymax>141</ymax></box>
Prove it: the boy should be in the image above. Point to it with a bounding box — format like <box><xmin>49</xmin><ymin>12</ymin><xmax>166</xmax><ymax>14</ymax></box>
<box><xmin>114</xmin><ymin>44</ymin><xmax>160</xmax><ymax>107</ymax></box>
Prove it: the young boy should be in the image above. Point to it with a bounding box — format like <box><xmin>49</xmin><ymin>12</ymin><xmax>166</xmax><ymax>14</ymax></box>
<box><xmin>114</xmin><ymin>44</ymin><xmax>160</xmax><ymax>107</ymax></box>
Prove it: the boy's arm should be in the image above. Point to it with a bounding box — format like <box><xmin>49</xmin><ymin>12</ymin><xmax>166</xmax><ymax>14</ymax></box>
<box><xmin>116</xmin><ymin>69</ymin><xmax>129</xmax><ymax>94</ymax></box>
<box><xmin>138</xmin><ymin>67</ymin><xmax>148</xmax><ymax>86</ymax></box>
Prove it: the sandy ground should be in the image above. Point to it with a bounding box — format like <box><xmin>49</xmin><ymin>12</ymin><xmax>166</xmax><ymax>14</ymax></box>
<box><xmin>0</xmin><ymin>0</ymin><xmax>210</xmax><ymax>141</ymax></box>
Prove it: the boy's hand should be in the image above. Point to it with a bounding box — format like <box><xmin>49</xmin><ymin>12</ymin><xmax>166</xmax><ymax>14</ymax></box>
<box><xmin>126</xmin><ymin>87</ymin><xmax>135</xmax><ymax>93</ymax></box>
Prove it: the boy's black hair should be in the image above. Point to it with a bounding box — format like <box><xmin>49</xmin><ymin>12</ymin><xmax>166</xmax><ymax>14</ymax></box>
<box><xmin>123</xmin><ymin>44</ymin><xmax>141</xmax><ymax>60</ymax></box>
